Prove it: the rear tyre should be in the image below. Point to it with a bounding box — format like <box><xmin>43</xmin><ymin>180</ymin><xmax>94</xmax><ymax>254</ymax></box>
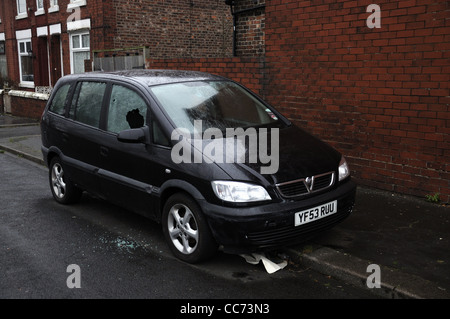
<box><xmin>49</xmin><ymin>156</ymin><xmax>82</xmax><ymax>204</ymax></box>
<box><xmin>162</xmin><ymin>193</ymin><xmax>218</xmax><ymax>263</ymax></box>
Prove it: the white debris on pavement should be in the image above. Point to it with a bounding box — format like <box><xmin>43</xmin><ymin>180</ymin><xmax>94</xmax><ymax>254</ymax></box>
<box><xmin>240</xmin><ymin>253</ymin><xmax>288</xmax><ymax>274</ymax></box>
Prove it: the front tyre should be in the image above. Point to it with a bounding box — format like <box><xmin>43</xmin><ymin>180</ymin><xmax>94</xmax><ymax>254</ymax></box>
<box><xmin>49</xmin><ymin>156</ymin><xmax>82</xmax><ymax>204</ymax></box>
<box><xmin>162</xmin><ymin>193</ymin><xmax>217</xmax><ymax>263</ymax></box>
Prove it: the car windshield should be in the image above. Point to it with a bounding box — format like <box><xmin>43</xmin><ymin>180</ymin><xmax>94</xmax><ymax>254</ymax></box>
<box><xmin>150</xmin><ymin>81</ymin><xmax>284</xmax><ymax>136</ymax></box>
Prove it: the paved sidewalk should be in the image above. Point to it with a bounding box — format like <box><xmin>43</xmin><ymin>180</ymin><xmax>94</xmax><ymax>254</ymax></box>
<box><xmin>0</xmin><ymin>114</ymin><xmax>42</xmax><ymax>165</ymax></box>
<box><xmin>288</xmin><ymin>186</ymin><xmax>449</xmax><ymax>299</ymax></box>
<box><xmin>0</xmin><ymin>114</ymin><xmax>39</xmax><ymax>127</ymax></box>
<box><xmin>1</xmin><ymin>113</ymin><xmax>449</xmax><ymax>299</ymax></box>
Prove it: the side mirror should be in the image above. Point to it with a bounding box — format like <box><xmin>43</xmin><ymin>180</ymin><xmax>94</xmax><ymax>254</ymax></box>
<box><xmin>117</xmin><ymin>128</ymin><xmax>146</xmax><ymax>143</ymax></box>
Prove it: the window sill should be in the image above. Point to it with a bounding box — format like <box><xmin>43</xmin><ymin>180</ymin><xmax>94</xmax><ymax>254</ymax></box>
<box><xmin>68</xmin><ymin>0</ymin><xmax>87</xmax><ymax>9</ymax></box>
<box><xmin>9</xmin><ymin>89</ymin><xmax>49</xmax><ymax>100</ymax></box>
<box><xmin>15</xmin><ymin>13</ymin><xmax>28</xmax><ymax>20</ymax></box>
<box><xmin>35</xmin><ymin>9</ymin><xmax>45</xmax><ymax>16</ymax></box>
<box><xmin>19</xmin><ymin>82</ymin><xmax>35</xmax><ymax>89</ymax></box>
<box><xmin>48</xmin><ymin>5</ymin><xmax>60</xmax><ymax>13</ymax></box>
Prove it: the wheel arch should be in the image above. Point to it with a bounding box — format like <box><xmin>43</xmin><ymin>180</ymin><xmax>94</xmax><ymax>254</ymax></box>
<box><xmin>45</xmin><ymin>146</ymin><xmax>63</xmax><ymax>167</ymax></box>
<box><xmin>158</xmin><ymin>179</ymin><xmax>206</xmax><ymax>221</ymax></box>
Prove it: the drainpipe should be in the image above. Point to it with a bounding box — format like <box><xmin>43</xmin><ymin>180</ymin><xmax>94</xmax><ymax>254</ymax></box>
<box><xmin>225</xmin><ymin>0</ymin><xmax>266</xmax><ymax>57</ymax></box>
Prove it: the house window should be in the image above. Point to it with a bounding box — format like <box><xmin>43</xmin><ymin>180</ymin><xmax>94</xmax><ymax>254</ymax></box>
<box><xmin>18</xmin><ymin>39</ymin><xmax>34</xmax><ymax>86</ymax></box>
<box><xmin>49</xmin><ymin>1</ymin><xmax>59</xmax><ymax>13</ymax></box>
<box><xmin>35</xmin><ymin>0</ymin><xmax>45</xmax><ymax>15</ymax></box>
<box><xmin>0</xmin><ymin>38</ymin><xmax>7</xmax><ymax>79</ymax></box>
<box><xmin>16</xmin><ymin>0</ymin><xmax>28</xmax><ymax>18</ymax></box>
<box><xmin>70</xmin><ymin>33</ymin><xmax>90</xmax><ymax>74</ymax></box>
<box><xmin>17</xmin><ymin>0</ymin><xmax>27</xmax><ymax>14</ymax></box>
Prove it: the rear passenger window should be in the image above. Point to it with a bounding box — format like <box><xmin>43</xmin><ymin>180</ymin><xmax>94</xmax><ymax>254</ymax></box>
<box><xmin>107</xmin><ymin>85</ymin><xmax>147</xmax><ymax>134</ymax></box>
<box><xmin>48</xmin><ymin>84</ymin><xmax>70</xmax><ymax>115</ymax></box>
<box><xmin>70</xmin><ymin>81</ymin><xmax>106</xmax><ymax>128</ymax></box>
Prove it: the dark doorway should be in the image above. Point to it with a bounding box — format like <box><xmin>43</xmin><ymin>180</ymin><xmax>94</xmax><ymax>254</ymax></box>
<box><xmin>36</xmin><ymin>36</ymin><xmax>50</xmax><ymax>86</ymax></box>
<box><xmin>50</xmin><ymin>35</ymin><xmax>62</xmax><ymax>87</ymax></box>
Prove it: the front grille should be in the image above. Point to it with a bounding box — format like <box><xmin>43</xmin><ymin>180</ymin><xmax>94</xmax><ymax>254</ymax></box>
<box><xmin>246</xmin><ymin>198</ymin><xmax>354</xmax><ymax>246</ymax></box>
<box><xmin>276</xmin><ymin>171</ymin><xmax>335</xmax><ymax>198</ymax></box>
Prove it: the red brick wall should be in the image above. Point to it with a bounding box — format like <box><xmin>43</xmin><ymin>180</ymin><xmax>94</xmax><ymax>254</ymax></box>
<box><xmin>264</xmin><ymin>0</ymin><xmax>450</xmax><ymax>202</ymax></box>
<box><xmin>233</xmin><ymin>0</ymin><xmax>266</xmax><ymax>57</ymax></box>
<box><xmin>147</xmin><ymin>57</ymin><xmax>265</xmax><ymax>96</ymax></box>
<box><xmin>1</xmin><ymin>1</ymin><xmax>17</xmax><ymax>86</ymax></box>
<box><xmin>9</xmin><ymin>93</ymin><xmax>47</xmax><ymax>119</ymax></box>
<box><xmin>113</xmin><ymin>0</ymin><xmax>233</xmax><ymax>58</ymax></box>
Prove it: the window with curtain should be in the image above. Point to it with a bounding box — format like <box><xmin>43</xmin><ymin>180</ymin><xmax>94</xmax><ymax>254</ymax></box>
<box><xmin>18</xmin><ymin>39</ymin><xmax>34</xmax><ymax>84</ymax></box>
<box><xmin>71</xmin><ymin>33</ymin><xmax>90</xmax><ymax>74</ymax></box>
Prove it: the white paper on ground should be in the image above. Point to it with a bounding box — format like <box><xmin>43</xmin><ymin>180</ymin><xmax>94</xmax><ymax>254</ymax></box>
<box><xmin>240</xmin><ymin>253</ymin><xmax>288</xmax><ymax>274</ymax></box>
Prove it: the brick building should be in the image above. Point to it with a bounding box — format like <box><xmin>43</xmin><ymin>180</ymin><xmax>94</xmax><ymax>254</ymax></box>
<box><xmin>0</xmin><ymin>0</ymin><xmax>449</xmax><ymax>202</ymax></box>
<box><xmin>0</xmin><ymin>0</ymin><xmax>232</xmax><ymax>90</ymax></box>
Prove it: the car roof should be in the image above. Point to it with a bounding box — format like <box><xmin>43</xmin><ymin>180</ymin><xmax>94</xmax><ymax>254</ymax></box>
<box><xmin>61</xmin><ymin>69</ymin><xmax>225</xmax><ymax>86</ymax></box>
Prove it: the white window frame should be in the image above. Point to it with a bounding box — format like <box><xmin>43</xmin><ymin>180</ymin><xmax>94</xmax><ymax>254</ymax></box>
<box><xmin>16</xmin><ymin>0</ymin><xmax>28</xmax><ymax>20</ymax></box>
<box><xmin>70</xmin><ymin>32</ymin><xmax>90</xmax><ymax>74</ymax></box>
<box><xmin>49</xmin><ymin>0</ymin><xmax>59</xmax><ymax>13</ymax></box>
<box><xmin>17</xmin><ymin>38</ymin><xmax>35</xmax><ymax>88</ymax></box>
<box><xmin>68</xmin><ymin>0</ymin><xmax>87</xmax><ymax>9</ymax></box>
<box><xmin>35</xmin><ymin>0</ymin><xmax>45</xmax><ymax>16</ymax></box>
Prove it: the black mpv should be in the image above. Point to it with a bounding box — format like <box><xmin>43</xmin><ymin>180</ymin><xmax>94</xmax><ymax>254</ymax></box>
<box><xmin>41</xmin><ymin>70</ymin><xmax>356</xmax><ymax>263</ymax></box>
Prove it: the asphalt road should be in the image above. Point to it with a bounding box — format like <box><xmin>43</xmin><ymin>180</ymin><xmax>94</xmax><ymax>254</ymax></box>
<box><xmin>0</xmin><ymin>151</ymin><xmax>378</xmax><ymax>302</ymax></box>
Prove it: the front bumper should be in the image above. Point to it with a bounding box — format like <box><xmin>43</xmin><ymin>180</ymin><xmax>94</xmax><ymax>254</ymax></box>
<box><xmin>199</xmin><ymin>180</ymin><xmax>357</xmax><ymax>253</ymax></box>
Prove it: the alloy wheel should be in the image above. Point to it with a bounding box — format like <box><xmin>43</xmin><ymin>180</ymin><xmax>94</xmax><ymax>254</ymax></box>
<box><xmin>167</xmin><ymin>203</ymin><xmax>199</xmax><ymax>255</ymax></box>
<box><xmin>51</xmin><ymin>163</ymin><xmax>66</xmax><ymax>199</ymax></box>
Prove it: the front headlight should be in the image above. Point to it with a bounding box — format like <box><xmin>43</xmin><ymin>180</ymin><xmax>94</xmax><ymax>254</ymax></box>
<box><xmin>338</xmin><ymin>156</ymin><xmax>350</xmax><ymax>181</ymax></box>
<box><xmin>211</xmin><ymin>181</ymin><xmax>272</xmax><ymax>203</ymax></box>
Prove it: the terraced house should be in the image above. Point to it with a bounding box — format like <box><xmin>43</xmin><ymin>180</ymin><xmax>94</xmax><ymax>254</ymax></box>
<box><xmin>0</xmin><ymin>0</ymin><xmax>448</xmax><ymax>203</ymax></box>
<box><xmin>0</xmin><ymin>0</ymin><xmax>233</xmax><ymax>90</ymax></box>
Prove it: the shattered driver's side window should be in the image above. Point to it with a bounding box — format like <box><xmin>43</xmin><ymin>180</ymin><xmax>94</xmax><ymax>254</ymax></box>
<box><xmin>107</xmin><ymin>85</ymin><xmax>147</xmax><ymax>134</ymax></box>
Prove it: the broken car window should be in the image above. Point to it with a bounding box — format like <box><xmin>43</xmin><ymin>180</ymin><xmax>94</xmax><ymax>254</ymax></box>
<box><xmin>107</xmin><ymin>85</ymin><xmax>148</xmax><ymax>134</ymax></box>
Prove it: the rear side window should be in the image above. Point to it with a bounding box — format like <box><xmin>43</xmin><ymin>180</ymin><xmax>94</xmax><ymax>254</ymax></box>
<box><xmin>107</xmin><ymin>84</ymin><xmax>147</xmax><ymax>134</ymax></box>
<box><xmin>70</xmin><ymin>81</ymin><xmax>107</xmax><ymax>128</ymax></box>
<box><xmin>48</xmin><ymin>84</ymin><xmax>70</xmax><ymax>115</ymax></box>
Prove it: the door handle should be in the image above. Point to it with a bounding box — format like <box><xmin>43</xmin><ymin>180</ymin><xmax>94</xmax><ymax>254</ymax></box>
<box><xmin>100</xmin><ymin>146</ymin><xmax>109</xmax><ymax>157</ymax></box>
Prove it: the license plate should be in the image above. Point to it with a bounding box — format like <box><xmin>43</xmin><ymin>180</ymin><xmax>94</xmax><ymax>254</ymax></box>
<box><xmin>294</xmin><ymin>200</ymin><xmax>338</xmax><ymax>226</ymax></box>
